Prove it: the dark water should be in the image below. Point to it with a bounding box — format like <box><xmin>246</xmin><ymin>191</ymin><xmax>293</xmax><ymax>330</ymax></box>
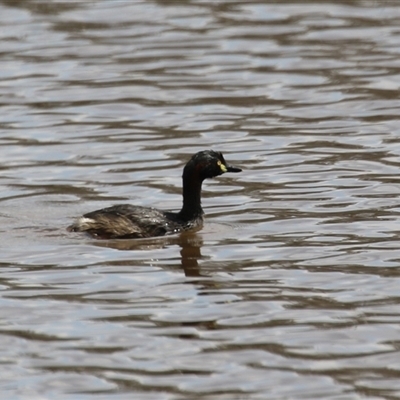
<box><xmin>2</xmin><ymin>1</ymin><xmax>400</xmax><ymax>399</ymax></box>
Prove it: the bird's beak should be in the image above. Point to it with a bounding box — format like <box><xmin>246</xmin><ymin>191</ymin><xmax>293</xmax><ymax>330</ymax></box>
<box><xmin>226</xmin><ymin>165</ymin><xmax>242</xmax><ymax>173</ymax></box>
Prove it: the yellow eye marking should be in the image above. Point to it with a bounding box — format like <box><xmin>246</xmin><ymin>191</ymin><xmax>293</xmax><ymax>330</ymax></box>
<box><xmin>217</xmin><ymin>160</ymin><xmax>227</xmax><ymax>172</ymax></box>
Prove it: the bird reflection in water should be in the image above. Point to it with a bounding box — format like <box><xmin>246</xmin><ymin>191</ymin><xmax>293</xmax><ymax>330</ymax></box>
<box><xmin>89</xmin><ymin>232</ymin><xmax>203</xmax><ymax>277</ymax></box>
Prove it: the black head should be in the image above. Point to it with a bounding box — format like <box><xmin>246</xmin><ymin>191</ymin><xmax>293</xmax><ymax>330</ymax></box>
<box><xmin>183</xmin><ymin>150</ymin><xmax>241</xmax><ymax>181</ymax></box>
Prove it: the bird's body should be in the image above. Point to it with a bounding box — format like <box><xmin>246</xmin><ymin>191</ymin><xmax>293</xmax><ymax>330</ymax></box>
<box><xmin>71</xmin><ymin>204</ymin><xmax>203</xmax><ymax>239</ymax></box>
<box><xmin>68</xmin><ymin>150</ymin><xmax>241</xmax><ymax>239</ymax></box>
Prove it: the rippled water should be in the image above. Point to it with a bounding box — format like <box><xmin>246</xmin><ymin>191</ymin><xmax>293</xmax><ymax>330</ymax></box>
<box><xmin>2</xmin><ymin>1</ymin><xmax>400</xmax><ymax>399</ymax></box>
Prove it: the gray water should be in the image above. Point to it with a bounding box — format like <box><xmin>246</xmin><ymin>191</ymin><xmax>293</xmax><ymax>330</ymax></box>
<box><xmin>2</xmin><ymin>1</ymin><xmax>400</xmax><ymax>399</ymax></box>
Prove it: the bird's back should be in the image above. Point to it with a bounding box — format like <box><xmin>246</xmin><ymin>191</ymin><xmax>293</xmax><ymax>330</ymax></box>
<box><xmin>68</xmin><ymin>204</ymin><xmax>174</xmax><ymax>239</ymax></box>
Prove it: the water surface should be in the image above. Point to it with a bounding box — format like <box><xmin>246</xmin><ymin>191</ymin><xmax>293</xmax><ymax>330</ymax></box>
<box><xmin>2</xmin><ymin>1</ymin><xmax>400</xmax><ymax>399</ymax></box>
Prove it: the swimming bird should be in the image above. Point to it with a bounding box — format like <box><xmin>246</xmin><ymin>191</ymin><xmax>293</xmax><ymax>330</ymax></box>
<box><xmin>68</xmin><ymin>150</ymin><xmax>241</xmax><ymax>239</ymax></box>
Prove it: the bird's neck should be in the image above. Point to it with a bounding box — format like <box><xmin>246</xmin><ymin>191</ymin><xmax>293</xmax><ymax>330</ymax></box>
<box><xmin>178</xmin><ymin>176</ymin><xmax>204</xmax><ymax>221</ymax></box>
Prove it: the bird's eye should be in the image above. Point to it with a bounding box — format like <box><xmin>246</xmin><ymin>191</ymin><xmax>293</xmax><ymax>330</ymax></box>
<box><xmin>217</xmin><ymin>160</ymin><xmax>227</xmax><ymax>173</ymax></box>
